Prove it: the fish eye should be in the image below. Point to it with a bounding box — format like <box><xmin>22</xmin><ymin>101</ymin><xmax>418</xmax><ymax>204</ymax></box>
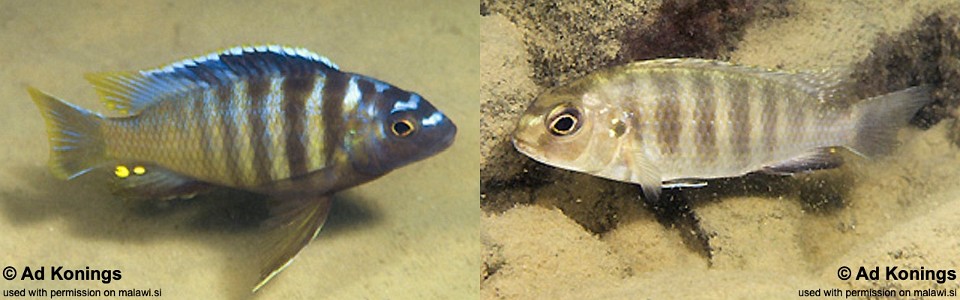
<box><xmin>391</xmin><ymin>119</ymin><xmax>416</xmax><ymax>137</ymax></box>
<box><xmin>548</xmin><ymin>106</ymin><xmax>581</xmax><ymax>136</ymax></box>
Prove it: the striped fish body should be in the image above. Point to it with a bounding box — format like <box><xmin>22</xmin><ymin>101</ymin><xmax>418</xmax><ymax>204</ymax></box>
<box><xmin>29</xmin><ymin>45</ymin><xmax>456</xmax><ymax>292</ymax></box>
<box><xmin>513</xmin><ymin>58</ymin><xmax>931</xmax><ymax>201</ymax></box>
<box><xmin>30</xmin><ymin>45</ymin><xmax>457</xmax><ymax>196</ymax></box>
<box><xmin>102</xmin><ymin>68</ymin><xmax>439</xmax><ymax>194</ymax></box>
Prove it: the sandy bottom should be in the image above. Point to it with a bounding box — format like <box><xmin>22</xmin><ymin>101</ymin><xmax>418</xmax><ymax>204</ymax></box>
<box><xmin>482</xmin><ymin>1</ymin><xmax>960</xmax><ymax>299</ymax></box>
<box><xmin>0</xmin><ymin>1</ymin><xmax>478</xmax><ymax>299</ymax></box>
<box><xmin>485</xmin><ymin>125</ymin><xmax>960</xmax><ymax>299</ymax></box>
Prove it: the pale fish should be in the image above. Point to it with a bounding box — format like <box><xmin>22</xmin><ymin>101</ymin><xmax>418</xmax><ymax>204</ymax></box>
<box><xmin>513</xmin><ymin>58</ymin><xmax>931</xmax><ymax>202</ymax></box>
<box><xmin>29</xmin><ymin>45</ymin><xmax>457</xmax><ymax>291</ymax></box>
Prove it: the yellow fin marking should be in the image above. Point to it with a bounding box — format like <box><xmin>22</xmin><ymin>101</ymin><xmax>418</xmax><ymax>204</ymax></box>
<box><xmin>132</xmin><ymin>166</ymin><xmax>146</xmax><ymax>175</ymax></box>
<box><xmin>115</xmin><ymin>165</ymin><xmax>130</xmax><ymax>178</ymax></box>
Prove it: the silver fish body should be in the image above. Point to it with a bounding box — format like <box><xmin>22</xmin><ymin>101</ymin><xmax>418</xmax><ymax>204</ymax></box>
<box><xmin>513</xmin><ymin>58</ymin><xmax>931</xmax><ymax>201</ymax></box>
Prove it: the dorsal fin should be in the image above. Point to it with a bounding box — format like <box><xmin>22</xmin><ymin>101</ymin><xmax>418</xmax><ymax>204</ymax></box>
<box><xmin>625</xmin><ymin>58</ymin><xmax>854</xmax><ymax>104</ymax></box>
<box><xmin>85</xmin><ymin>45</ymin><xmax>340</xmax><ymax>115</ymax></box>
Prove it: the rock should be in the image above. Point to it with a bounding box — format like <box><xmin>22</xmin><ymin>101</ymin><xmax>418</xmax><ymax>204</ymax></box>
<box><xmin>479</xmin><ymin>15</ymin><xmax>538</xmax><ymax>192</ymax></box>
<box><xmin>482</xmin><ymin>0</ymin><xmax>656</xmax><ymax>86</ymax></box>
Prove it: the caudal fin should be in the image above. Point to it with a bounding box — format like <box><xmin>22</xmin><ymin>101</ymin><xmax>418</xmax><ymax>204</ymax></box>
<box><xmin>28</xmin><ymin>87</ymin><xmax>107</xmax><ymax>179</ymax></box>
<box><xmin>850</xmin><ymin>86</ymin><xmax>933</xmax><ymax>158</ymax></box>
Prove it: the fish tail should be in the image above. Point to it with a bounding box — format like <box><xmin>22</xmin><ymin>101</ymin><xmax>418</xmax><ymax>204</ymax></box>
<box><xmin>28</xmin><ymin>87</ymin><xmax>108</xmax><ymax>179</ymax></box>
<box><xmin>849</xmin><ymin>86</ymin><xmax>933</xmax><ymax>158</ymax></box>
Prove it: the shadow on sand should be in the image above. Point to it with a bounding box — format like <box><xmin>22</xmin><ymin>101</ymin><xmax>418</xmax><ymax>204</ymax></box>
<box><xmin>0</xmin><ymin>164</ymin><xmax>383</xmax><ymax>297</ymax></box>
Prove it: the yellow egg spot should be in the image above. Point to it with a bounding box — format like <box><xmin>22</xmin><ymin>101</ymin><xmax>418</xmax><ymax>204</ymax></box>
<box><xmin>132</xmin><ymin>166</ymin><xmax>146</xmax><ymax>175</ymax></box>
<box><xmin>115</xmin><ymin>165</ymin><xmax>130</xmax><ymax>178</ymax></box>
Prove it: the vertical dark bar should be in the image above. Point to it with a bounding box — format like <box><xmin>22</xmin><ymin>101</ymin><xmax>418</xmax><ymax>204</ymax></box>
<box><xmin>247</xmin><ymin>77</ymin><xmax>272</xmax><ymax>184</ymax></box>
<box><xmin>282</xmin><ymin>75</ymin><xmax>317</xmax><ymax>178</ymax></box>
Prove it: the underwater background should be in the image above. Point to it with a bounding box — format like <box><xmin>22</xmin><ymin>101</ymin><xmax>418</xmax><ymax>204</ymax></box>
<box><xmin>0</xmin><ymin>0</ymin><xmax>478</xmax><ymax>299</ymax></box>
<box><xmin>482</xmin><ymin>0</ymin><xmax>960</xmax><ymax>298</ymax></box>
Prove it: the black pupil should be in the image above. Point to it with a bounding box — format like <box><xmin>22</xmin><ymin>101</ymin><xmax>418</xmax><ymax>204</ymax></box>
<box><xmin>553</xmin><ymin>115</ymin><xmax>575</xmax><ymax>133</ymax></box>
<box><xmin>393</xmin><ymin>121</ymin><xmax>412</xmax><ymax>136</ymax></box>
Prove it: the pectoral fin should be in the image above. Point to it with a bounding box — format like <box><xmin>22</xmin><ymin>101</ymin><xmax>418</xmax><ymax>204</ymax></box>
<box><xmin>638</xmin><ymin>178</ymin><xmax>662</xmax><ymax>203</ymax></box>
<box><xmin>596</xmin><ymin>149</ymin><xmax>662</xmax><ymax>202</ymax></box>
<box><xmin>253</xmin><ymin>194</ymin><xmax>332</xmax><ymax>292</ymax></box>
<box><xmin>631</xmin><ymin>151</ymin><xmax>663</xmax><ymax>203</ymax></box>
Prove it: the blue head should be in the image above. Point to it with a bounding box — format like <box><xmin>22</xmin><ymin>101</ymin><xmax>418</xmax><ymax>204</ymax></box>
<box><xmin>348</xmin><ymin>76</ymin><xmax>457</xmax><ymax>175</ymax></box>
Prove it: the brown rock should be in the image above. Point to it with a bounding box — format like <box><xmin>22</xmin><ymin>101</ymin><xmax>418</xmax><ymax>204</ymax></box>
<box><xmin>480</xmin><ymin>15</ymin><xmax>538</xmax><ymax>191</ymax></box>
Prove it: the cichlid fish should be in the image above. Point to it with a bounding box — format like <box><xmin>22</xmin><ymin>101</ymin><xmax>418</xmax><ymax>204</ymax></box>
<box><xmin>513</xmin><ymin>58</ymin><xmax>931</xmax><ymax>202</ymax></box>
<box><xmin>29</xmin><ymin>45</ymin><xmax>456</xmax><ymax>291</ymax></box>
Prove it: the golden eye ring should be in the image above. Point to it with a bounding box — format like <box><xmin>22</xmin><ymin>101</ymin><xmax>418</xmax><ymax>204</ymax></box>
<box><xmin>391</xmin><ymin>119</ymin><xmax>416</xmax><ymax>137</ymax></box>
<box><xmin>547</xmin><ymin>106</ymin><xmax>582</xmax><ymax>136</ymax></box>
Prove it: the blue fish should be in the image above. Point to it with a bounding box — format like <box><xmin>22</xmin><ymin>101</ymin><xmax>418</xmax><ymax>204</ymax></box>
<box><xmin>29</xmin><ymin>45</ymin><xmax>457</xmax><ymax>291</ymax></box>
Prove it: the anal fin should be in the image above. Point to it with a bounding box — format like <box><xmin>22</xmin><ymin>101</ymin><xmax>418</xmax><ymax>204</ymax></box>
<box><xmin>662</xmin><ymin>179</ymin><xmax>708</xmax><ymax>189</ymax></box>
<box><xmin>761</xmin><ymin>147</ymin><xmax>844</xmax><ymax>176</ymax></box>
<box><xmin>109</xmin><ymin>164</ymin><xmax>211</xmax><ymax>200</ymax></box>
<box><xmin>253</xmin><ymin>194</ymin><xmax>332</xmax><ymax>292</ymax></box>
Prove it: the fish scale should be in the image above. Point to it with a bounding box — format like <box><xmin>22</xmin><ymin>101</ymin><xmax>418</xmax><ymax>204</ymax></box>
<box><xmin>514</xmin><ymin>58</ymin><xmax>932</xmax><ymax>202</ymax></box>
<box><xmin>103</xmin><ymin>71</ymin><xmax>341</xmax><ymax>188</ymax></box>
<box><xmin>624</xmin><ymin>65</ymin><xmax>850</xmax><ymax>179</ymax></box>
<box><xmin>263</xmin><ymin>76</ymin><xmax>290</xmax><ymax>184</ymax></box>
<box><xmin>28</xmin><ymin>45</ymin><xmax>457</xmax><ymax>291</ymax></box>
<box><xmin>305</xmin><ymin>79</ymin><xmax>327</xmax><ymax>172</ymax></box>
<box><xmin>693</xmin><ymin>72</ymin><xmax>717</xmax><ymax>164</ymax></box>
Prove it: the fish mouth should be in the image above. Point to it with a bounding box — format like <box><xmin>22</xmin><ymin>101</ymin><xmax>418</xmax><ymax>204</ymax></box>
<box><xmin>511</xmin><ymin>135</ymin><xmax>537</xmax><ymax>159</ymax></box>
<box><xmin>422</xmin><ymin>117</ymin><xmax>457</xmax><ymax>156</ymax></box>
<box><xmin>435</xmin><ymin>122</ymin><xmax>457</xmax><ymax>152</ymax></box>
<box><xmin>512</xmin><ymin>133</ymin><xmax>600</xmax><ymax>175</ymax></box>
